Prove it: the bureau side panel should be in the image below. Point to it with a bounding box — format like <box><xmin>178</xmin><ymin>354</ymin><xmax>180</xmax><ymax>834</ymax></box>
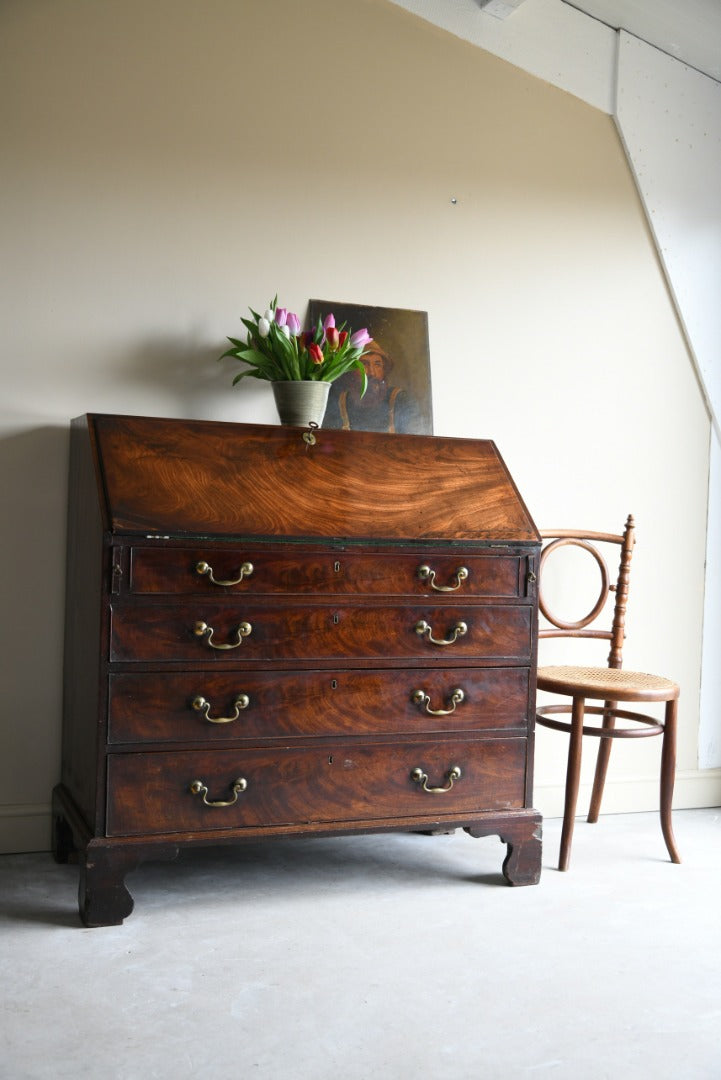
<box><xmin>61</xmin><ymin>418</ymin><xmax>107</xmax><ymax>833</ymax></box>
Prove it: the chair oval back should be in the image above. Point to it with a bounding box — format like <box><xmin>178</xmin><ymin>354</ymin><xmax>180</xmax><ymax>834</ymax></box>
<box><xmin>538</xmin><ymin>514</ymin><xmax>635</xmax><ymax>670</ymax></box>
<box><xmin>539</xmin><ymin>538</ymin><xmax>612</xmax><ymax>630</ymax></box>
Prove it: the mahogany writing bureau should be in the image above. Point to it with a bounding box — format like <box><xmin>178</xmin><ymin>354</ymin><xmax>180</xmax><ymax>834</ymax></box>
<box><xmin>53</xmin><ymin>413</ymin><xmax>542</xmax><ymax>925</ymax></box>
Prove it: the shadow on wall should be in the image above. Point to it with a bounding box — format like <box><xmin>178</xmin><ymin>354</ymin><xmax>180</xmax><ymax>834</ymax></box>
<box><xmin>0</xmin><ymin>425</ymin><xmax>70</xmax><ymax>804</ymax></box>
<box><xmin>114</xmin><ymin>337</ymin><xmax>230</xmax><ymax>418</ymax></box>
<box><xmin>115</xmin><ymin>336</ymin><xmax>272</xmax><ymax>422</ymax></box>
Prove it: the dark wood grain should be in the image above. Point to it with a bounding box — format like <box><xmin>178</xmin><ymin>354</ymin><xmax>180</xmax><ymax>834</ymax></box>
<box><xmin>107</xmin><ymin>666</ymin><xmax>532</xmax><ymax>743</ymax></box>
<box><xmin>59</xmin><ymin>414</ymin><xmax>542</xmax><ymax>924</ymax></box>
<box><xmin>91</xmin><ymin>414</ymin><xmax>539</xmax><ymax>542</ymax></box>
<box><xmin>106</xmin><ymin>740</ymin><xmax>527</xmax><ymax>836</ymax></box>
<box><xmin>109</xmin><ymin>601</ymin><xmax>533</xmax><ymax>662</ymax></box>
<box><xmin>130</xmin><ymin>546</ymin><xmax>526</xmax><ymax>598</ymax></box>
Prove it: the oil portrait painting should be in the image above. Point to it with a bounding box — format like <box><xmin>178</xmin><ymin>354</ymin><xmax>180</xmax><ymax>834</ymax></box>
<box><xmin>308</xmin><ymin>301</ymin><xmax>433</xmax><ymax>434</ymax></box>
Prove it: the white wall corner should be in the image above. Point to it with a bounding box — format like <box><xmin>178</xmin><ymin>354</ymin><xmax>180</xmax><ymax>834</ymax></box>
<box><xmin>614</xmin><ymin>32</ymin><xmax>721</xmax><ymax>437</ymax></box>
<box><xmin>614</xmin><ymin>32</ymin><xmax>721</xmax><ymax>771</ymax></box>
<box><xmin>386</xmin><ymin>0</ymin><xmax>616</xmax><ymax>112</ymax></box>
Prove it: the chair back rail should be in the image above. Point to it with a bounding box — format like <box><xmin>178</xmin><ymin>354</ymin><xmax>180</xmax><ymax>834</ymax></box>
<box><xmin>538</xmin><ymin>514</ymin><xmax>635</xmax><ymax>669</ymax></box>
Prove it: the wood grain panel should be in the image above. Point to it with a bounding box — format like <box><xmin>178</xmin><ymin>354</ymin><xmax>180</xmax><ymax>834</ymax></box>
<box><xmin>106</xmin><ymin>739</ymin><xmax>527</xmax><ymax>836</ymax></box>
<box><xmin>107</xmin><ymin>667</ymin><xmax>532</xmax><ymax>743</ymax></box>
<box><xmin>129</xmin><ymin>546</ymin><xmax>525</xmax><ymax>599</ymax></box>
<box><xmin>109</xmin><ymin>602</ymin><xmax>533</xmax><ymax>662</ymax></box>
<box><xmin>91</xmin><ymin>415</ymin><xmax>538</xmax><ymax>542</ymax></box>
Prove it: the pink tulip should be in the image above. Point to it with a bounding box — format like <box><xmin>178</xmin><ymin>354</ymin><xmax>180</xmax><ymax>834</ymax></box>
<box><xmin>323</xmin><ymin>313</ymin><xmax>336</xmax><ymax>331</ymax></box>
<box><xmin>308</xmin><ymin>343</ymin><xmax>324</xmax><ymax>365</ymax></box>
<box><xmin>350</xmin><ymin>328</ymin><xmax>372</xmax><ymax>348</ymax></box>
<box><xmin>275</xmin><ymin>307</ymin><xmax>288</xmax><ymax>327</ymax></box>
<box><xmin>286</xmin><ymin>312</ymin><xmax>301</xmax><ymax>336</ymax></box>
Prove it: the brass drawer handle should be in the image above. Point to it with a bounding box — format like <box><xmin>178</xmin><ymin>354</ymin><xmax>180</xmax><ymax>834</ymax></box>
<box><xmin>414</xmin><ymin>619</ymin><xmax>467</xmax><ymax>646</ymax></box>
<box><xmin>189</xmin><ymin>777</ymin><xmax>247</xmax><ymax>807</ymax></box>
<box><xmin>195</xmin><ymin>560</ymin><xmax>254</xmax><ymax>587</ymax></box>
<box><xmin>412</xmin><ymin>688</ymin><xmax>465</xmax><ymax>716</ymax></box>
<box><xmin>417</xmin><ymin>565</ymin><xmax>469</xmax><ymax>592</ymax></box>
<box><xmin>410</xmin><ymin>766</ymin><xmax>462</xmax><ymax>793</ymax></box>
<box><xmin>194</xmin><ymin>620</ymin><xmax>252</xmax><ymax>649</ymax></box>
<box><xmin>192</xmin><ymin>694</ymin><xmax>250</xmax><ymax>724</ymax></box>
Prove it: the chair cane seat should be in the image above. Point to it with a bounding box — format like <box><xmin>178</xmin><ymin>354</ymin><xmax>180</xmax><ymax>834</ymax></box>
<box><xmin>537</xmin><ymin>665</ymin><xmax>679</xmax><ymax>703</ymax></box>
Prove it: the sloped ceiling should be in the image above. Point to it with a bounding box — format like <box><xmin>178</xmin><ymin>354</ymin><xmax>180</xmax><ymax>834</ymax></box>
<box><xmin>564</xmin><ymin>0</ymin><xmax>721</xmax><ymax>82</ymax></box>
<box><xmin>430</xmin><ymin>0</ymin><xmax>721</xmax><ymax>83</ymax></box>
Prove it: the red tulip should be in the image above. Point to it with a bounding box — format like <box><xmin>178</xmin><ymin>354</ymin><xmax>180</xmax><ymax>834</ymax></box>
<box><xmin>325</xmin><ymin>326</ymin><xmax>340</xmax><ymax>350</ymax></box>
<box><xmin>308</xmin><ymin>343</ymin><xmax>324</xmax><ymax>365</ymax></box>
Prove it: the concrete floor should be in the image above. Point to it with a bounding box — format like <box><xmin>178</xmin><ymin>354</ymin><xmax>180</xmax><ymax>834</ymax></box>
<box><xmin>1</xmin><ymin>808</ymin><xmax>720</xmax><ymax>1080</ymax></box>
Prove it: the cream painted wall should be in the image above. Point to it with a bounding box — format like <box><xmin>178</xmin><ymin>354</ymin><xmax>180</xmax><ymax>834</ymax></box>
<box><xmin>1</xmin><ymin>0</ymin><xmax>717</xmax><ymax>852</ymax></box>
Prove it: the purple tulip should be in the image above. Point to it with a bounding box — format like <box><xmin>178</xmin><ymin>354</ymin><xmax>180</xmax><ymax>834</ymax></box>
<box><xmin>275</xmin><ymin>307</ymin><xmax>288</xmax><ymax>328</ymax></box>
<box><xmin>323</xmin><ymin>313</ymin><xmax>336</xmax><ymax>331</ymax></box>
<box><xmin>350</xmin><ymin>328</ymin><xmax>372</xmax><ymax>349</ymax></box>
<box><xmin>286</xmin><ymin>312</ymin><xmax>301</xmax><ymax>336</ymax></box>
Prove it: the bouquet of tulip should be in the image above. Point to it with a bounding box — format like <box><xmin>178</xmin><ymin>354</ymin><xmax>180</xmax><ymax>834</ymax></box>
<box><xmin>219</xmin><ymin>298</ymin><xmax>372</xmax><ymax>397</ymax></box>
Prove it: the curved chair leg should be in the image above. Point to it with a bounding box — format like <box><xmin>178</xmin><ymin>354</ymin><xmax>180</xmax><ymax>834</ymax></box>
<box><xmin>660</xmin><ymin>698</ymin><xmax>681</xmax><ymax>864</ymax></box>
<box><xmin>559</xmin><ymin>695</ymin><xmax>586</xmax><ymax>871</ymax></box>
<box><xmin>587</xmin><ymin>699</ymin><xmax>617</xmax><ymax>823</ymax></box>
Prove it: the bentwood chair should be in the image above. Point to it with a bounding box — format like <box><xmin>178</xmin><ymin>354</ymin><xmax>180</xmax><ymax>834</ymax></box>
<box><xmin>536</xmin><ymin>515</ymin><xmax>681</xmax><ymax>871</ymax></box>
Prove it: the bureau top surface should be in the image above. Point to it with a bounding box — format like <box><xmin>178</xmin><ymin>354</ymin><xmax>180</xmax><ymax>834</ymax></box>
<box><xmin>80</xmin><ymin>413</ymin><xmax>538</xmax><ymax>544</ymax></box>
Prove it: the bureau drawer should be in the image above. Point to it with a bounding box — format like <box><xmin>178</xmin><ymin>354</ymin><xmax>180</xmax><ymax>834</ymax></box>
<box><xmin>129</xmin><ymin>547</ymin><xmax>528</xmax><ymax>599</ymax></box>
<box><xmin>106</xmin><ymin>739</ymin><xmax>528</xmax><ymax>836</ymax></box>
<box><xmin>107</xmin><ymin>667</ymin><xmax>532</xmax><ymax>744</ymax></box>
<box><xmin>109</xmin><ymin>602</ymin><xmax>533</xmax><ymax>662</ymax></box>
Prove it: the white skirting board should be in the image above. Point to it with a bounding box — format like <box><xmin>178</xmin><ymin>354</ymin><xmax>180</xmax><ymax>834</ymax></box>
<box><xmin>534</xmin><ymin>768</ymin><xmax>721</xmax><ymax>821</ymax></box>
<box><xmin>4</xmin><ymin>773</ymin><xmax>721</xmax><ymax>854</ymax></box>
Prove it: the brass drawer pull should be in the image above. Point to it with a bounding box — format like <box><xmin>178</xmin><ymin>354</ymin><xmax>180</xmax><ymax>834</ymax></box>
<box><xmin>412</xmin><ymin>687</ymin><xmax>465</xmax><ymax>716</ymax></box>
<box><xmin>410</xmin><ymin>766</ymin><xmax>462</xmax><ymax>793</ymax></box>
<box><xmin>189</xmin><ymin>777</ymin><xmax>247</xmax><ymax>807</ymax></box>
<box><xmin>417</xmin><ymin>564</ymin><xmax>469</xmax><ymax>592</ymax></box>
<box><xmin>192</xmin><ymin>694</ymin><xmax>250</xmax><ymax>724</ymax></box>
<box><xmin>414</xmin><ymin>619</ymin><xmax>467</xmax><ymax>647</ymax></box>
<box><xmin>195</xmin><ymin>560</ymin><xmax>254</xmax><ymax>587</ymax></box>
<box><xmin>194</xmin><ymin>620</ymin><xmax>252</xmax><ymax>649</ymax></box>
